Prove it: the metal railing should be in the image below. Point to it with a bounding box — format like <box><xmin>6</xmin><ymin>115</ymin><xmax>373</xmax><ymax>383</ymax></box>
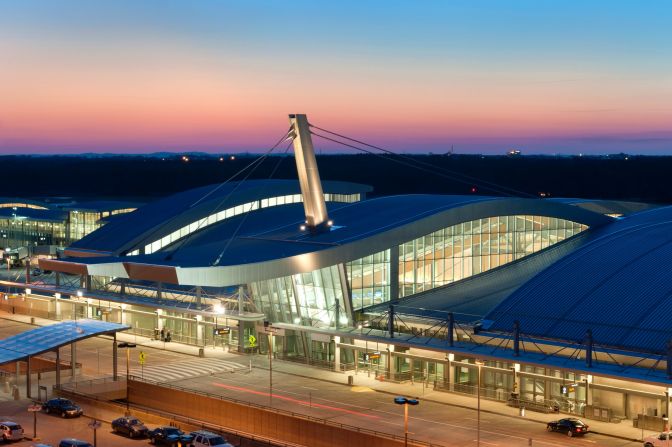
<box><xmin>55</xmin><ymin>385</ymin><xmax>304</xmax><ymax>447</ymax></box>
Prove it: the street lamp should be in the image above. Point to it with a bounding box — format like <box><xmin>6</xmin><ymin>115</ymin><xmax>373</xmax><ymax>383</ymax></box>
<box><xmin>476</xmin><ymin>360</ymin><xmax>484</xmax><ymax>447</ymax></box>
<box><xmin>394</xmin><ymin>396</ymin><xmax>419</xmax><ymax>447</ymax></box>
<box><xmin>118</xmin><ymin>342</ymin><xmax>136</xmax><ymax>415</ymax></box>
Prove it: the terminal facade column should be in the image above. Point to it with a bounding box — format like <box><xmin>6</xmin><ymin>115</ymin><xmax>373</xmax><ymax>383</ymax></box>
<box><xmin>195</xmin><ymin>315</ymin><xmax>203</xmax><ymax>345</ymax></box>
<box><xmin>387</xmin><ymin>345</ymin><xmax>395</xmax><ymax>378</ymax></box>
<box><xmin>112</xmin><ymin>333</ymin><xmax>118</xmax><ymax>381</ymax></box>
<box><xmin>55</xmin><ymin>348</ymin><xmax>61</xmax><ymax>388</ymax></box>
<box><xmin>71</xmin><ymin>342</ymin><xmax>77</xmax><ymax>378</ymax></box>
<box><xmin>26</xmin><ymin>356</ymin><xmax>31</xmax><ymax>398</ymax></box>
<box><xmin>333</xmin><ymin>336</ymin><xmax>341</xmax><ymax>372</ymax></box>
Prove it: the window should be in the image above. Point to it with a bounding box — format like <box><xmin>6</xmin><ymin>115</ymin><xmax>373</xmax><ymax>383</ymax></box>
<box><xmin>398</xmin><ymin>215</ymin><xmax>588</xmax><ymax>298</ymax></box>
<box><xmin>143</xmin><ymin>192</ymin><xmax>363</xmax><ymax>254</ymax></box>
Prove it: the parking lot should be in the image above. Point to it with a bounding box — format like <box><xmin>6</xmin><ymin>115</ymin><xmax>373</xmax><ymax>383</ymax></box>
<box><xmin>0</xmin><ymin>399</ymin><xmax>153</xmax><ymax>447</ymax></box>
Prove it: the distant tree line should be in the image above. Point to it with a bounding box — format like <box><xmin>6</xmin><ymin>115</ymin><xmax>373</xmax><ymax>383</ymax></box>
<box><xmin>3</xmin><ymin>154</ymin><xmax>671</xmax><ymax>204</ymax></box>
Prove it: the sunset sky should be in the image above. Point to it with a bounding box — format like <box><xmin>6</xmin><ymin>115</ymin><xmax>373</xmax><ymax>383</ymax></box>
<box><xmin>1</xmin><ymin>1</ymin><xmax>671</xmax><ymax>154</ymax></box>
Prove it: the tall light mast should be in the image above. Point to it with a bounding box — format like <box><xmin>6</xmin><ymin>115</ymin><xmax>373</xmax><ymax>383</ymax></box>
<box><xmin>289</xmin><ymin>114</ymin><xmax>331</xmax><ymax>233</ymax></box>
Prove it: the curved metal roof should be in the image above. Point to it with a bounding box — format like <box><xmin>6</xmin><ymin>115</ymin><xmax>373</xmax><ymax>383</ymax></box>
<box><xmin>68</xmin><ymin>179</ymin><xmax>372</xmax><ymax>256</ymax></box>
<box><xmin>486</xmin><ymin>205</ymin><xmax>672</xmax><ymax>355</ymax></box>
<box><xmin>46</xmin><ymin>194</ymin><xmax>611</xmax><ymax>287</ymax></box>
<box><xmin>0</xmin><ymin>319</ymin><xmax>129</xmax><ymax>366</ymax></box>
<box><xmin>548</xmin><ymin>198</ymin><xmax>658</xmax><ymax>216</ymax></box>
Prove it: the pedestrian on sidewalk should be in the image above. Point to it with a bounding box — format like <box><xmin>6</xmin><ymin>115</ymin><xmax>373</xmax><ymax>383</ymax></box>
<box><xmin>166</xmin><ymin>330</ymin><xmax>172</xmax><ymax>342</ymax></box>
<box><xmin>160</xmin><ymin>327</ymin><xmax>165</xmax><ymax>342</ymax></box>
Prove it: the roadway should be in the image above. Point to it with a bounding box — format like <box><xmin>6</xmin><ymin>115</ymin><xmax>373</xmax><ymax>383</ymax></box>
<box><xmin>166</xmin><ymin>364</ymin><xmax>642</xmax><ymax>447</ymax></box>
<box><xmin>0</xmin><ymin>314</ymin><xmax>648</xmax><ymax>447</ymax></box>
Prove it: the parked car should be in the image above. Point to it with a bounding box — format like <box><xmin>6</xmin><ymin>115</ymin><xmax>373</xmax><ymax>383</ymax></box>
<box><xmin>57</xmin><ymin>440</ymin><xmax>93</xmax><ymax>447</ymax></box>
<box><xmin>189</xmin><ymin>430</ymin><xmax>233</xmax><ymax>447</ymax></box>
<box><xmin>0</xmin><ymin>421</ymin><xmax>24</xmax><ymax>441</ymax></box>
<box><xmin>644</xmin><ymin>431</ymin><xmax>672</xmax><ymax>447</ymax></box>
<box><xmin>111</xmin><ymin>416</ymin><xmax>148</xmax><ymax>438</ymax></box>
<box><xmin>546</xmin><ymin>418</ymin><xmax>589</xmax><ymax>437</ymax></box>
<box><xmin>148</xmin><ymin>426</ymin><xmax>193</xmax><ymax>446</ymax></box>
<box><xmin>42</xmin><ymin>398</ymin><xmax>83</xmax><ymax>418</ymax></box>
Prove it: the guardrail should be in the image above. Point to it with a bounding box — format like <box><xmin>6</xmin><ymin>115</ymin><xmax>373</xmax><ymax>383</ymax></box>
<box><xmin>56</xmin><ymin>384</ymin><xmax>303</xmax><ymax>447</ymax></box>
<box><xmin>128</xmin><ymin>375</ymin><xmax>445</xmax><ymax>447</ymax></box>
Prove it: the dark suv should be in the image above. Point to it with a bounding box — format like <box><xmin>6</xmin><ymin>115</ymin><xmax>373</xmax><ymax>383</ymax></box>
<box><xmin>148</xmin><ymin>426</ymin><xmax>194</xmax><ymax>446</ymax></box>
<box><xmin>42</xmin><ymin>398</ymin><xmax>83</xmax><ymax>418</ymax></box>
<box><xmin>111</xmin><ymin>416</ymin><xmax>148</xmax><ymax>438</ymax></box>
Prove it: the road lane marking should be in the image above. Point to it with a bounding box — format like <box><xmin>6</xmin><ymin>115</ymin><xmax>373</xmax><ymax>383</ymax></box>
<box><xmin>473</xmin><ymin>440</ymin><xmax>498</xmax><ymax>446</ymax></box>
<box><xmin>211</xmin><ymin>382</ymin><xmax>381</xmax><ymax>420</ymax></box>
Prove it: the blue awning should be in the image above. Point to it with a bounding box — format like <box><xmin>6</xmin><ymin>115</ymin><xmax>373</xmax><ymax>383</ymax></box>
<box><xmin>0</xmin><ymin>320</ymin><xmax>129</xmax><ymax>365</ymax></box>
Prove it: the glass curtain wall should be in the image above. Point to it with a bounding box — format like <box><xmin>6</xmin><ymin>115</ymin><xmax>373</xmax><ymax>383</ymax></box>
<box><xmin>399</xmin><ymin>216</ymin><xmax>587</xmax><ymax>297</ymax></box>
<box><xmin>68</xmin><ymin>211</ymin><xmax>102</xmax><ymax>242</ymax></box>
<box><xmin>250</xmin><ymin>265</ymin><xmax>347</xmax><ymax>328</ymax></box>
<box><xmin>346</xmin><ymin>249</ymin><xmax>390</xmax><ymax>310</ymax></box>
<box><xmin>0</xmin><ymin>218</ymin><xmax>67</xmax><ymax>247</ymax></box>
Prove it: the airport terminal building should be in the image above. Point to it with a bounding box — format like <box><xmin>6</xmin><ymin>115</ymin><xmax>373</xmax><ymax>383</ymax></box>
<box><xmin>3</xmin><ymin>115</ymin><xmax>672</xmax><ymax>427</ymax></box>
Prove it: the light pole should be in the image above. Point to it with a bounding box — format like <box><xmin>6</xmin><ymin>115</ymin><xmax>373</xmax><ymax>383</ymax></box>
<box><xmin>476</xmin><ymin>360</ymin><xmax>484</xmax><ymax>447</ymax></box>
<box><xmin>118</xmin><ymin>342</ymin><xmax>136</xmax><ymax>415</ymax></box>
<box><xmin>394</xmin><ymin>396</ymin><xmax>419</xmax><ymax>447</ymax></box>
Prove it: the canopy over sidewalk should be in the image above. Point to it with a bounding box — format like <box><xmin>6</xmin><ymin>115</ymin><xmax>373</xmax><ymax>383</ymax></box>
<box><xmin>0</xmin><ymin>319</ymin><xmax>129</xmax><ymax>366</ymax></box>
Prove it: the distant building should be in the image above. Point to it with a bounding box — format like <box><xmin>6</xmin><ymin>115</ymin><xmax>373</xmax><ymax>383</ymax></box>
<box><xmin>0</xmin><ymin>198</ymin><xmax>140</xmax><ymax>253</ymax></box>
<box><xmin>507</xmin><ymin>149</ymin><xmax>521</xmax><ymax>156</ymax></box>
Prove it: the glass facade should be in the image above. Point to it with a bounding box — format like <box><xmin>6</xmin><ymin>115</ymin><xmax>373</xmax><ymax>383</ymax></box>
<box><xmin>250</xmin><ymin>265</ymin><xmax>347</xmax><ymax>328</ymax></box>
<box><xmin>0</xmin><ymin>203</ymin><xmax>48</xmax><ymax>210</ymax></box>
<box><xmin>0</xmin><ymin>218</ymin><xmax>67</xmax><ymax>248</ymax></box>
<box><xmin>399</xmin><ymin>215</ymin><xmax>587</xmax><ymax>297</ymax></box>
<box><xmin>346</xmin><ymin>249</ymin><xmax>391</xmax><ymax>310</ymax></box>
<box><xmin>68</xmin><ymin>211</ymin><xmax>102</xmax><ymax>242</ymax></box>
<box><xmin>144</xmin><ymin>192</ymin><xmax>362</xmax><ymax>254</ymax></box>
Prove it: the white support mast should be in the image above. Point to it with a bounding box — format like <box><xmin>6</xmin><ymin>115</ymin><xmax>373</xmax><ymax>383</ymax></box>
<box><xmin>289</xmin><ymin>114</ymin><xmax>331</xmax><ymax>233</ymax></box>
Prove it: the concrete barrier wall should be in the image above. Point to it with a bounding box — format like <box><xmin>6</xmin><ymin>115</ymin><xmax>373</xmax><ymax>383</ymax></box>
<box><xmin>129</xmin><ymin>380</ymin><xmax>410</xmax><ymax>447</ymax></box>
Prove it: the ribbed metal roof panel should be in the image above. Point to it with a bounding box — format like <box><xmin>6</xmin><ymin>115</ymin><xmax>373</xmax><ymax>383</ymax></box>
<box><xmin>487</xmin><ymin>205</ymin><xmax>672</xmax><ymax>354</ymax></box>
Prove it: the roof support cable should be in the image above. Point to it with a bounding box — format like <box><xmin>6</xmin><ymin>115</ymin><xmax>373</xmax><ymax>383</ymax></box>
<box><xmin>309</xmin><ymin>123</ymin><xmax>537</xmax><ymax>198</ymax></box>
<box><xmin>624</xmin><ymin>354</ymin><xmax>654</xmax><ymax>373</ymax></box>
<box><xmin>541</xmin><ymin>342</ymin><xmax>577</xmax><ymax>361</ymax></box>
<box><xmin>603</xmin><ymin>349</ymin><xmax>622</xmax><ymax>368</ymax></box>
<box><xmin>452</xmin><ymin>322</ymin><xmax>483</xmax><ymax>349</ymax></box>
<box><xmin>311</xmin><ymin>131</ymin><xmax>513</xmax><ymax>197</ymax></box>
<box><xmin>311</xmin><ymin>130</ymin><xmax>532</xmax><ymax>198</ymax></box>
<box><xmin>191</xmin><ymin>126</ymin><xmax>293</xmax><ymax>208</ymax></box>
<box><xmin>135</xmin><ymin>127</ymin><xmax>292</xmax><ymax>260</ymax></box>
<box><xmin>488</xmin><ymin>335</ymin><xmax>510</xmax><ymax>355</ymax></box>
<box><xmin>645</xmin><ymin>357</ymin><xmax>663</xmax><ymax>376</ymax></box>
<box><xmin>210</xmin><ymin>141</ymin><xmax>294</xmax><ymax>266</ymax></box>
<box><xmin>165</xmin><ymin>131</ymin><xmax>293</xmax><ymax>262</ymax></box>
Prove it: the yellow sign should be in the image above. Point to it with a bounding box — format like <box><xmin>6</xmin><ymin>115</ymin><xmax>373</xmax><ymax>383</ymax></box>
<box><xmin>138</xmin><ymin>351</ymin><xmax>146</xmax><ymax>365</ymax></box>
<box><xmin>248</xmin><ymin>335</ymin><xmax>257</xmax><ymax>347</ymax></box>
